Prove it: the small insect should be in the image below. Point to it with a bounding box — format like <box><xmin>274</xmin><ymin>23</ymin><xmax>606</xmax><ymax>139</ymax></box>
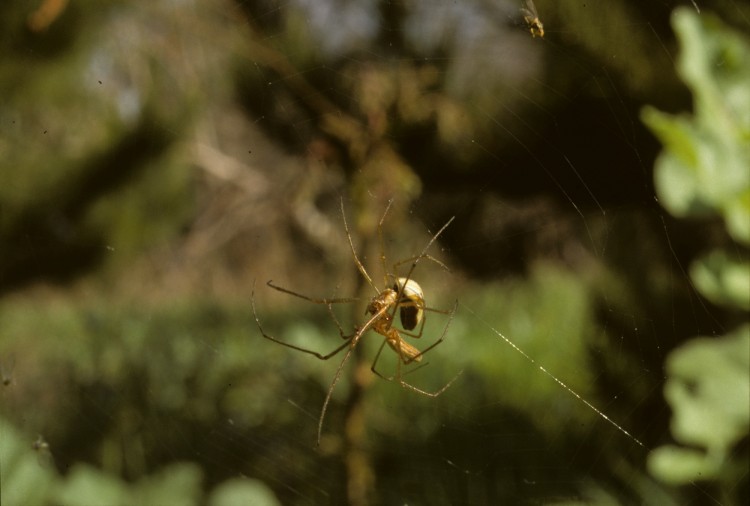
<box><xmin>520</xmin><ymin>0</ymin><xmax>544</xmax><ymax>38</ymax></box>
<box><xmin>253</xmin><ymin>198</ymin><xmax>462</xmax><ymax>445</ymax></box>
<box><xmin>32</xmin><ymin>434</ymin><xmax>54</xmax><ymax>468</ymax></box>
<box><xmin>32</xmin><ymin>434</ymin><xmax>50</xmax><ymax>453</ymax></box>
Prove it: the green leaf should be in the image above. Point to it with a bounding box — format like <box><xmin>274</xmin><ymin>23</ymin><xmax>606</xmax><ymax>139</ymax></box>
<box><xmin>648</xmin><ymin>446</ymin><xmax>721</xmax><ymax>485</ymax></box>
<box><xmin>131</xmin><ymin>462</ymin><xmax>202</xmax><ymax>506</ymax></box>
<box><xmin>55</xmin><ymin>464</ymin><xmax>130</xmax><ymax>506</ymax></box>
<box><xmin>690</xmin><ymin>251</ymin><xmax>750</xmax><ymax>310</ymax></box>
<box><xmin>0</xmin><ymin>418</ymin><xmax>58</xmax><ymax>506</ymax></box>
<box><xmin>208</xmin><ymin>478</ymin><xmax>282</xmax><ymax>506</ymax></box>
<box><xmin>648</xmin><ymin>325</ymin><xmax>750</xmax><ymax>484</ymax></box>
<box><xmin>642</xmin><ymin>8</ymin><xmax>750</xmax><ymax>245</ymax></box>
<box><xmin>54</xmin><ymin>462</ymin><xmax>204</xmax><ymax>506</ymax></box>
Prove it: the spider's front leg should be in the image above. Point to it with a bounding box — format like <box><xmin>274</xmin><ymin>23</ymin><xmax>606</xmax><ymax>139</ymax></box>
<box><xmin>252</xmin><ymin>281</ymin><xmax>355</xmax><ymax>360</ymax></box>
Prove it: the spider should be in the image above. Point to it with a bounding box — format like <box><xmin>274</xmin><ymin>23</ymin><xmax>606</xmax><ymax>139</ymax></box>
<box><xmin>520</xmin><ymin>0</ymin><xmax>544</xmax><ymax>38</ymax></box>
<box><xmin>252</xmin><ymin>198</ymin><xmax>462</xmax><ymax>445</ymax></box>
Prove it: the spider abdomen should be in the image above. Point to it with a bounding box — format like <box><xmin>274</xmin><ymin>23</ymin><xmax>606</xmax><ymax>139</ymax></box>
<box><xmin>393</xmin><ymin>278</ymin><xmax>425</xmax><ymax>331</ymax></box>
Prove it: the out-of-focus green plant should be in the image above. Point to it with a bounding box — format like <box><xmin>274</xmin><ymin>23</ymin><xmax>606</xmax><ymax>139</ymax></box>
<box><xmin>0</xmin><ymin>414</ymin><xmax>281</xmax><ymax>506</ymax></box>
<box><xmin>641</xmin><ymin>7</ymin><xmax>750</xmax><ymax>499</ymax></box>
<box><xmin>208</xmin><ymin>478</ymin><xmax>282</xmax><ymax>506</ymax></box>
<box><xmin>648</xmin><ymin>326</ymin><xmax>749</xmax><ymax>484</ymax></box>
<box><xmin>0</xmin><ymin>418</ymin><xmax>57</xmax><ymax>506</ymax></box>
<box><xmin>55</xmin><ymin>461</ymin><xmax>202</xmax><ymax>506</ymax></box>
<box><xmin>642</xmin><ymin>9</ymin><xmax>750</xmax><ymax>247</ymax></box>
<box><xmin>641</xmin><ymin>7</ymin><xmax>750</xmax><ymax>309</ymax></box>
<box><xmin>0</xmin><ymin>290</ymin><xmax>293</xmax><ymax>506</ymax></box>
<box><xmin>453</xmin><ymin>264</ymin><xmax>602</xmax><ymax>436</ymax></box>
<box><xmin>0</xmin><ymin>2</ymin><xmax>238</xmax><ymax>293</ymax></box>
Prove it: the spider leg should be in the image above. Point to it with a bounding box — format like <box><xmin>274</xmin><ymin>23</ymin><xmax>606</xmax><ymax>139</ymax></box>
<box><xmin>392</xmin><ymin>254</ymin><xmax>449</xmax><ymax>275</ymax></box>
<box><xmin>252</xmin><ymin>282</ymin><xmax>355</xmax><ymax>360</ymax></box>
<box><xmin>317</xmin><ymin>344</ymin><xmax>356</xmax><ymax>446</ymax></box>
<box><xmin>377</xmin><ymin>198</ymin><xmax>395</xmax><ymax>289</ymax></box>
<box><xmin>394</xmin><ymin>216</ymin><xmax>455</xmax><ymax>293</ymax></box>
<box><xmin>396</xmin><ymin>367</ymin><xmax>463</xmax><ymax>397</ymax></box>
<box><xmin>324</xmin><ymin>301</ymin><xmax>356</xmax><ymax>341</ymax></box>
<box><xmin>314</xmin><ymin>310</ymin><xmax>383</xmax><ymax>445</ymax></box>
<box><xmin>340</xmin><ymin>197</ymin><xmax>379</xmax><ymax>295</ymax></box>
<box><xmin>370</xmin><ymin>338</ymin><xmax>430</xmax><ymax>381</ymax></box>
<box><xmin>370</xmin><ymin>339</ymin><xmax>388</xmax><ymax>376</ymax></box>
<box><xmin>423</xmin><ymin>306</ymin><xmax>454</xmax><ymax>315</ymax></box>
<box><xmin>267</xmin><ymin>280</ymin><xmax>359</xmax><ymax>305</ymax></box>
<box><xmin>391</xmin><ymin>331</ymin><xmax>462</xmax><ymax>397</ymax></box>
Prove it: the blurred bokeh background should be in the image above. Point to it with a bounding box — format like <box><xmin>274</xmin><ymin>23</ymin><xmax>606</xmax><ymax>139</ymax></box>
<box><xmin>1</xmin><ymin>1</ymin><xmax>748</xmax><ymax>505</ymax></box>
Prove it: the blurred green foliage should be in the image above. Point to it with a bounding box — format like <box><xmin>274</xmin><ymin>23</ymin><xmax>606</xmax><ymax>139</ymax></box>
<box><xmin>643</xmin><ymin>10</ymin><xmax>750</xmax><ymax>246</ymax></box>
<box><xmin>642</xmin><ymin>8</ymin><xmax>750</xmax><ymax>311</ymax></box>
<box><xmin>0</xmin><ymin>419</ymin><xmax>56</xmax><ymax>506</ymax></box>
<box><xmin>0</xmin><ymin>258</ymin><xmax>650</xmax><ymax>504</ymax></box>
<box><xmin>641</xmin><ymin>8</ymin><xmax>750</xmax><ymax>499</ymax></box>
<box><xmin>648</xmin><ymin>326</ymin><xmax>749</xmax><ymax>485</ymax></box>
<box><xmin>455</xmin><ymin>265</ymin><xmax>605</xmax><ymax>434</ymax></box>
<box><xmin>0</xmin><ymin>416</ymin><xmax>281</xmax><ymax>506</ymax></box>
<box><xmin>0</xmin><ymin>1</ymin><xmax>225</xmax><ymax>291</ymax></box>
<box><xmin>0</xmin><ymin>297</ymin><xmax>284</xmax><ymax>505</ymax></box>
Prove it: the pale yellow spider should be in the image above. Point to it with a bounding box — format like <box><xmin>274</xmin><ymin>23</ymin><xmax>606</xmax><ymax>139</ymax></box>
<box><xmin>252</xmin><ymin>198</ymin><xmax>461</xmax><ymax>445</ymax></box>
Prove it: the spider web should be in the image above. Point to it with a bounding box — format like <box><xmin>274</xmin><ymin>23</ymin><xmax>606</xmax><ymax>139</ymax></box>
<box><xmin>0</xmin><ymin>1</ymin><xmax>747</xmax><ymax>505</ymax></box>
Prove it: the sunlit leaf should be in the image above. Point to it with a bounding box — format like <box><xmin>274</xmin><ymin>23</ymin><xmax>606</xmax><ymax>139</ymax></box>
<box><xmin>55</xmin><ymin>464</ymin><xmax>129</xmax><ymax>506</ymax></box>
<box><xmin>0</xmin><ymin>418</ymin><xmax>57</xmax><ymax>506</ymax></box>
<box><xmin>649</xmin><ymin>326</ymin><xmax>750</xmax><ymax>483</ymax></box>
<box><xmin>208</xmin><ymin>478</ymin><xmax>281</xmax><ymax>506</ymax></box>
<box><xmin>642</xmin><ymin>8</ymin><xmax>750</xmax><ymax>246</ymax></box>
<box><xmin>690</xmin><ymin>251</ymin><xmax>750</xmax><ymax>310</ymax></box>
